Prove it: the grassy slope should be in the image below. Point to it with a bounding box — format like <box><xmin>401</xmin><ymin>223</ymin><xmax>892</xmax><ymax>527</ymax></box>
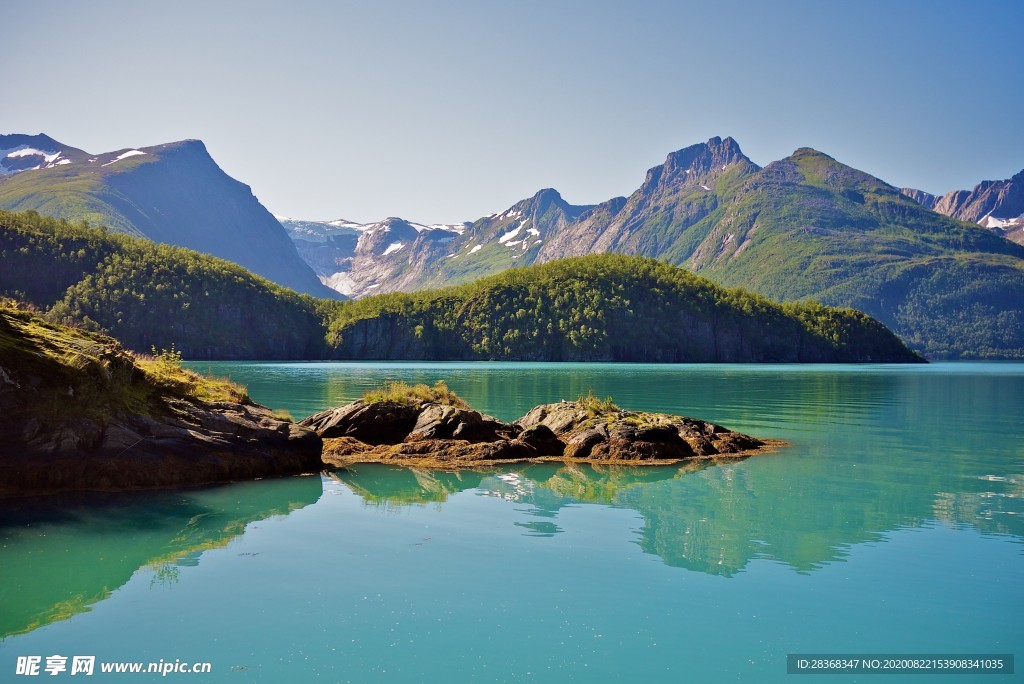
<box><xmin>1</xmin><ymin>209</ymin><xmax>923</xmax><ymax>362</ymax></box>
<box><xmin>0</xmin><ymin>299</ymin><xmax>247</xmax><ymax>434</ymax></box>
<box><xmin>692</xmin><ymin>149</ymin><xmax>1024</xmax><ymax>358</ymax></box>
<box><xmin>0</xmin><ymin>155</ymin><xmax>152</xmax><ymax>236</ymax></box>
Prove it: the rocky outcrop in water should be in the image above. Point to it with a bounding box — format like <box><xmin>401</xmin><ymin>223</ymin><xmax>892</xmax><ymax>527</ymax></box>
<box><xmin>303</xmin><ymin>397</ymin><xmax>777</xmax><ymax>468</ymax></box>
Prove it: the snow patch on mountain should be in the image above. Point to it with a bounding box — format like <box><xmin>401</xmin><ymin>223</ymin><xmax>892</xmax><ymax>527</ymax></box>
<box><xmin>499</xmin><ymin>222</ymin><xmax>526</xmax><ymax>244</ymax></box>
<box><xmin>101</xmin><ymin>150</ymin><xmax>146</xmax><ymax>166</ymax></box>
<box><xmin>979</xmin><ymin>213</ymin><xmax>1024</xmax><ymax>229</ymax></box>
<box><xmin>321</xmin><ymin>271</ymin><xmax>358</xmax><ymax>296</ymax></box>
<box><xmin>0</xmin><ymin>146</ymin><xmax>67</xmax><ymax>174</ymax></box>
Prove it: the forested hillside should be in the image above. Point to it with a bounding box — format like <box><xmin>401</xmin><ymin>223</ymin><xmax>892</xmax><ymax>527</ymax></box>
<box><xmin>1</xmin><ymin>210</ymin><xmax>921</xmax><ymax>362</ymax></box>
<box><xmin>0</xmin><ymin>210</ymin><xmax>327</xmax><ymax>359</ymax></box>
<box><xmin>323</xmin><ymin>255</ymin><xmax>922</xmax><ymax>363</ymax></box>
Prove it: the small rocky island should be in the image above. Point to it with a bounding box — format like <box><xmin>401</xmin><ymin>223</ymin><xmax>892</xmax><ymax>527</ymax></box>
<box><xmin>302</xmin><ymin>382</ymin><xmax>780</xmax><ymax>468</ymax></box>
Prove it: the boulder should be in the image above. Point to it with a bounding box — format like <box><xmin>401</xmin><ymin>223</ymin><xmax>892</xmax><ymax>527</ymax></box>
<box><xmin>300</xmin><ymin>400</ymin><xmax>421</xmax><ymax>444</ymax></box>
<box><xmin>517</xmin><ymin>424</ymin><xmax>564</xmax><ymax>456</ymax></box>
<box><xmin>407</xmin><ymin>404</ymin><xmax>517</xmax><ymax>443</ymax></box>
<box><xmin>516</xmin><ymin>401</ymin><xmax>765</xmax><ymax>461</ymax></box>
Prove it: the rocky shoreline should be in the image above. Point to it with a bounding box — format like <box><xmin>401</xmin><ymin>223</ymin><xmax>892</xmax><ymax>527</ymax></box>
<box><xmin>0</xmin><ymin>399</ymin><xmax>323</xmax><ymax>497</ymax></box>
<box><xmin>0</xmin><ymin>302</ymin><xmax>322</xmax><ymax>496</ymax></box>
<box><xmin>302</xmin><ymin>396</ymin><xmax>781</xmax><ymax>469</ymax></box>
<box><xmin>3</xmin><ymin>297</ymin><xmax>779</xmax><ymax>494</ymax></box>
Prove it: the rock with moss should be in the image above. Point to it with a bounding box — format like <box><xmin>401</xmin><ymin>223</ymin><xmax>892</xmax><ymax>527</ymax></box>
<box><xmin>516</xmin><ymin>400</ymin><xmax>764</xmax><ymax>460</ymax></box>
<box><xmin>0</xmin><ymin>302</ymin><xmax>323</xmax><ymax>496</ymax></box>
<box><xmin>305</xmin><ymin>383</ymin><xmax>778</xmax><ymax>468</ymax></box>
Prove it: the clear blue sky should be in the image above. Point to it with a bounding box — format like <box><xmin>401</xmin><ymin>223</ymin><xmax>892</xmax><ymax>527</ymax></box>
<box><xmin>4</xmin><ymin>0</ymin><xmax>1022</xmax><ymax>224</ymax></box>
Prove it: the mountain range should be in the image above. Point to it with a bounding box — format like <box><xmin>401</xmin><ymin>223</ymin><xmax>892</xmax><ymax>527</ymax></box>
<box><xmin>284</xmin><ymin>137</ymin><xmax>1024</xmax><ymax>358</ymax></box>
<box><xmin>901</xmin><ymin>170</ymin><xmax>1024</xmax><ymax>244</ymax></box>
<box><xmin>3</xmin><ymin>130</ymin><xmax>1022</xmax><ymax>358</ymax></box>
<box><xmin>0</xmin><ymin>134</ymin><xmax>337</xmax><ymax>298</ymax></box>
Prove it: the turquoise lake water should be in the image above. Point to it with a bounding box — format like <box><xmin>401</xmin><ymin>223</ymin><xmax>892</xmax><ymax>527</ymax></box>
<box><xmin>2</xmin><ymin>362</ymin><xmax>1022</xmax><ymax>682</ymax></box>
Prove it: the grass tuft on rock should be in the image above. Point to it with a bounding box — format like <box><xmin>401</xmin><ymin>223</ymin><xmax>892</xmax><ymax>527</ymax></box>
<box><xmin>577</xmin><ymin>389</ymin><xmax>619</xmax><ymax>416</ymax></box>
<box><xmin>362</xmin><ymin>380</ymin><xmax>468</xmax><ymax>408</ymax></box>
<box><xmin>0</xmin><ymin>298</ymin><xmax>249</xmax><ymax>420</ymax></box>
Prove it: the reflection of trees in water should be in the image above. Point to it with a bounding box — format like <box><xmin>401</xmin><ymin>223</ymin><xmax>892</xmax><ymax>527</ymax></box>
<box><xmin>0</xmin><ymin>476</ymin><xmax>323</xmax><ymax>638</ymax></box>
<box><xmin>335</xmin><ymin>444</ymin><xmax>1024</xmax><ymax>580</ymax></box>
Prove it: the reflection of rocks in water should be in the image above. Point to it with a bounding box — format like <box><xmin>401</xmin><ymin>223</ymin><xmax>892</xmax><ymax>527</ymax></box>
<box><xmin>525</xmin><ymin>462</ymin><xmax>696</xmax><ymax>505</ymax></box>
<box><xmin>0</xmin><ymin>475</ymin><xmax>323</xmax><ymax>638</ymax></box>
<box><xmin>331</xmin><ymin>447</ymin><xmax>1024</xmax><ymax>580</ymax></box>
<box><xmin>514</xmin><ymin>520</ymin><xmax>563</xmax><ymax>537</ymax></box>
<box><xmin>329</xmin><ymin>465</ymin><xmax>484</xmax><ymax>508</ymax></box>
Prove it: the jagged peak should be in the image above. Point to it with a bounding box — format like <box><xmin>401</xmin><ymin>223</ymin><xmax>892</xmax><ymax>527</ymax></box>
<box><xmin>497</xmin><ymin>187</ymin><xmax>594</xmax><ymax>222</ymax></box>
<box><xmin>644</xmin><ymin>136</ymin><xmax>755</xmax><ymax>189</ymax></box>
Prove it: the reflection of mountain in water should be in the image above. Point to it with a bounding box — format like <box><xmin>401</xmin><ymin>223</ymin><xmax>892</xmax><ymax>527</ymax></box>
<box><xmin>334</xmin><ymin>437</ymin><xmax>1024</xmax><ymax>578</ymax></box>
<box><xmin>0</xmin><ymin>476</ymin><xmax>323</xmax><ymax>638</ymax></box>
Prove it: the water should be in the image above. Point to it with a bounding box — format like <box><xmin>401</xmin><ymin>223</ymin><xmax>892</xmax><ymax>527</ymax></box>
<box><xmin>2</xmin><ymin>362</ymin><xmax>1022</xmax><ymax>682</ymax></box>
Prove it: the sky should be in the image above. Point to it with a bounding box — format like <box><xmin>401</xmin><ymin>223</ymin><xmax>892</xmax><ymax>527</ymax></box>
<box><xmin>4</xmin><ymin>0</ymin><xmax>1023</xmax><ymax>224</ymax></box>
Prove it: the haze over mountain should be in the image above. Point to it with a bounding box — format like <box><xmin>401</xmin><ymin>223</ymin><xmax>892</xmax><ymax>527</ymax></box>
<box><xmin>0</xmin><ymin>134</ymin><xmax>338</xmax><ymax>299</ymax></box>
<box><xmin>288</xmin><ymin>137</ymin><xmax>1024</xmax><ymax>358</ymax></box>
<box><xmin>902</xmin><ymin>170</ymin><xmax>1024</xmax><ymax>244</ymax></box>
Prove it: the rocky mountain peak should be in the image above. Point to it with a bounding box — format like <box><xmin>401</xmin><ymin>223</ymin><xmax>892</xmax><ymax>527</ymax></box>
<box><xmin>643</xmin><ymin>136</ymin><xmax>754</xmax><ymax>191</ymax></box>
<box><xmin>912</xmin><ymin>168</ymin><xmax>1024</xmax><ymax>241</ymax></box>
<box><xmin>506</xmin><ymin>187</ymin><xmax>594</xmax><ymax>223</ymax></box>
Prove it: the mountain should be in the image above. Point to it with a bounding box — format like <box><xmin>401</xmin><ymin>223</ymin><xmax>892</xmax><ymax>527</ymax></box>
<box><xmin>0</xmin><ymin>134</ymin><xmax>89</xmax><ymax>174</ymax></box>
<box><xmin>292</xmin><ymin>137</ymin><xmax>1024</xmax><ymax>358</ymax></box>
<box><xmin>0</xmin><ymin>134</ymin><xmax>338</xmax><ymax>298</ymax></box>
<box><xmin>323</xmin><ymin>254</ymin><xmax>923</xmax><ymax>363</ymax></box>
<box><xmin>279</xmin><ymin>216</ymin><xmax>467</xmax><ymax>297</ymax></box>
<box><xmin>902</xmin><ymin>169</ymin><xmax>1024</xmax><ymax>244</ymax></box>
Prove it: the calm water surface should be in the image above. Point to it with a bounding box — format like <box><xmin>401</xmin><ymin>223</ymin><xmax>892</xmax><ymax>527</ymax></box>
<box><xmin>2</xmin><ymin>362</ymin><xmax>1022</xmax><ymax>682</ymax></box>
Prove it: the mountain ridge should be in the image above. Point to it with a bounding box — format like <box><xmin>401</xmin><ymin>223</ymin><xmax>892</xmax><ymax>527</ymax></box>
<box><xmin>0</xmin><ymin>134</ymin><xmax>339</xmax><ymax>298</ymax></box>
<box><xmin>902</xmin><ymin>169</ymin><xmax>1024</xmax><ymax>244</ymax></box>
<box><xmin>287</xmin><ymin>137</ymin><xmax>1024</xmax><ymax>358</ymax></box>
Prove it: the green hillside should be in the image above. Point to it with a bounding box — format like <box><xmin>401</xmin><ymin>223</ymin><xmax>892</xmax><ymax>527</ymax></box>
<box><xmin>691</xmin><ymin>149</ymin><xmax>1024</xmax><ymax>358</ymax></box>
<box><xmin>323</xmin><ymin>254</ymin><xmax>923</xmax><ymax>363</ymax></box>
<box><xmin>332</xmin><ymin>138</ymin><xmax>1023</xmax><ymax>359</ymax></box>
<box><xmin>0</xmin><ymin>210</ymin><xmax>327</xmax><ymax>359</ymax></box>
<box><xmin>1</xmin><ymin>209</ymin><xmax>922</xmax><ymax>362</ymax></box>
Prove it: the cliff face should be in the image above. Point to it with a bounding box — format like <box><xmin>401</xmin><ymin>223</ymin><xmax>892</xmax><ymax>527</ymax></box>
<box><xmin>0</xmin><ymin>303</ymin><xmax>323</xmax><ymax>496</ymax></box>
<box><xmin>0</xmin><ymin>135</ymin><xmax>339</xmax><ymax>298</ymax></box>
